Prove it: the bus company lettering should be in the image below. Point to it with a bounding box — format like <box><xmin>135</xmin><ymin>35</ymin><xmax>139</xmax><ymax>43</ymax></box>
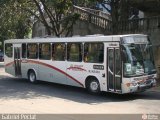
<box><xmin>109</xmin><ymin>43</ymin><xmax>117</xmax><ymax>46</ymax></box>
<box><xmin>93</xmin><ymin>65</ymin><xmax>104</xmax><ymax>70</ymax></box>
<box><xmin>67</xmin><ymin>65</ymin><xmax>86</xmax><ymax>71</ymax></box>
<box><xmin>88</xmin><ymin>70</ymin><xmax>100</xmax><ymax>74</ymax></box>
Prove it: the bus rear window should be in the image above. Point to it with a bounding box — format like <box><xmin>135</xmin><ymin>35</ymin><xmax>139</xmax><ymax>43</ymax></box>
<box><xmin>5</xmin><ymin>43</ymin><xmax>13</xmax><ymax>58</ymax></box>
<box><xmin>84</xmin><ymin>43</ymin><xmax>104</xmax><ymax>63</ymax></box>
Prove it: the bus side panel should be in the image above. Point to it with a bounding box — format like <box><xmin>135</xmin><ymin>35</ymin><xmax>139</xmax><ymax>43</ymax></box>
<box><xmin>5</xmin><ymin>55</ymin><xmax>15</xmax><ymax>76</ymax></box>
<box><xmin>83</xmin><ymin>63</ymin><xmax>107</xmax><ymax>91</ymax></box>
<box><xmin>38</xmin><ymin>60</ymin><xmax>67</xmax><ymax>85</ymax></box>
<box><xmin>66</xmin><ymin>62</ymin><xmax>107</xmax><ymax>90</ymax></box>
<box><xmin>4</xmin><ymin>42</ymin><xmax>15</xmax><ymax>76</ymax></box>
<box><xmin>21</xmin><ymin>60</ymin><xmax>30</xmax><ymax>79</ymax></box>
<box><xmin>21</xmin><ymin>60</ymin><xmax>39</xmax><ymax>80</ymax></box>
<box><xmin>66</xmin><ymin>62</ymin><xmax>86</xmax><ymax>88</ymax></box>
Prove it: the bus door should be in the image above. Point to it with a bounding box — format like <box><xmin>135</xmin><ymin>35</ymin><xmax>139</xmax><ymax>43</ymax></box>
<box><xmin>14</xmin><ymin>44</ymin><xmax>22</xmax><ymax>76</ymax></box>
<box><xmin>107</xmin><ymin>47</ymin><xmax>121</xmax><ymax>93</ymax></box>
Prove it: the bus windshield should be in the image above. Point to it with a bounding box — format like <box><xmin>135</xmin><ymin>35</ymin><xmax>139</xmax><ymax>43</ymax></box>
<box><xmin>122</xmin><ymin>39</ymin><xmax>156</xmax><ymax>77</ymax></box>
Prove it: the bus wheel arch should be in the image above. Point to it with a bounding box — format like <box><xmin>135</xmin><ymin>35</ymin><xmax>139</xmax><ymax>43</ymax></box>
<box><xmin>85</xmin><ymin>76</ymin><xmax>100</xmax><ymax>94</ymax></box>
<box><xmin>27</xmin><ymin>69</ymin><xmax>37</xmax><ymax>83</ymax></box>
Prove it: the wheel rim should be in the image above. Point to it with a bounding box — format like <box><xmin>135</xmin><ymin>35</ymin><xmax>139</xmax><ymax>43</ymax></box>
<box><xmin>90</xmin><ymin>81</ymin><xmax>99</xmax><ymax>91</ymax></box>
<box><xmin>29</xmin><ymin>72</ymin><xmax>35</xmax><ymax>82</ymax></box>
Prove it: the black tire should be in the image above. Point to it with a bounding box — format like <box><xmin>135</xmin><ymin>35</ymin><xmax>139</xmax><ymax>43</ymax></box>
<box><xmin>28</xmin><ymin>70</ymin><xmax>37</xmax><ymax>83</ymax></box>
<box><xmin>86</xmin><ymin>77</ymin><xmax>100</xmax><ymax>94</ymax></box>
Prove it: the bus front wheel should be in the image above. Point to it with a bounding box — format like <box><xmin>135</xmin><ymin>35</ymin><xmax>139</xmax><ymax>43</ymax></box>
<box><xmin>86</xmin><ymin>77</ymin><xmax>100</xmax><ymax>94</ymax></box>
<box><xmin>28</xmin><ymin>70</ymin><xmax>37</xmax><ymax>83</ymax></box>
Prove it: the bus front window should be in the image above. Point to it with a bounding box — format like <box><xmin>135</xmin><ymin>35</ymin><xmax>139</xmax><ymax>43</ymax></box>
<box><xmin>122</xmin><ymin>44</ymin><xmax>156</xmax><ymax>77</ymax></box>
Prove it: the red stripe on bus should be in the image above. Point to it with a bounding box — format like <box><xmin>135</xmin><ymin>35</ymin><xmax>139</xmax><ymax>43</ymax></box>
<box><xmin>27</xmin><ymin>60</ymin><xmax>84</xmax><ymax>87</ymax></box>
<box><xmin>5</xmin><ymin>61</ymin><xmax>14</xmax><ymax>67</ymax></box>
<box><xmin>5</xmin><ymin>60</ymin><xmax>84</xmax><ymax>87</ymax></box>
<box><xmin>67</xmin><ymin>67</ymin><xmax>87</xmax><ymax>71</ymax></box>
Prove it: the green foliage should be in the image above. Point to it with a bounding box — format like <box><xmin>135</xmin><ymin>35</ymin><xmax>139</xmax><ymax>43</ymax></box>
<box><xmin>0</xmin><ymin>0</ymin><xmax>81</xmax><ymax>42</ymax></box>
<box><xmin>74</xmin><ymin>0</ymin><xmax>97</xmax><ymax>7</ymax></box>
<box><xmin>29</xmin><ymin>0</ymin><xmax>80</xmax><ymax>37</ymax></box>
<box><xmin>0</xmin><ymin>0</ymin><xmax>33</xmax><ymax>44</ymax></box>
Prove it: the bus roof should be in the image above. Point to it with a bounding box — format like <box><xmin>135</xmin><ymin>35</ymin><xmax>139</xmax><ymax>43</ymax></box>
<box><xmin>4</xmin><ymin>34</ymin><xmax>147</xmax><ymax>43</ymax></box>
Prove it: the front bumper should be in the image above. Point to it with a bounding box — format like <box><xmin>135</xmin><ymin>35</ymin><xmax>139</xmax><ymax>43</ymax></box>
<box><xmin>130</xmin><ymin>79</ymin><xmax>156</xmax><ymax>93</ymax></box>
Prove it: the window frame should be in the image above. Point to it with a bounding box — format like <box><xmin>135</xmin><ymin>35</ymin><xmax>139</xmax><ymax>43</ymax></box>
<box><xmin>22</xmin><ymin>43</ymin><xmax>27</xmax><ymax>58</ymax></box>
<box><xmin>5</xmin><ymin>43</ymin><xmax>13</xmax><ymax>58</ymax></box>
<box><xmin>39</xmin><ymin>43</ymin><xmax>51</xmax><ymax>60</ymax></box>
<box><xmin>67</xmin><ymin>42</ymin><xmax>82</xmax><ymax>62</ymax></box>
<box><xmin>27</xmin><ymin>43</ymin><xmax>38</xmax><ymax>59</ymax></box>
<box><xmin>84</xmin><ymin>42</ymin><xmax>104</xmax><ymax>63</ymax></box>
<box><xmin>52</xmin><ymin>42</ymin><xmax>66</xmax><ymax>61</ymax></box>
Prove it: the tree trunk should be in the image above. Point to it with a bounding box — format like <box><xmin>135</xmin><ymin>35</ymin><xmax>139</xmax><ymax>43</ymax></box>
<box><xmin>110</xmin><ymin>1</ymin><xmax>119</xmax><ymax>34</ymax></box>
<box><xmin>46</xmin><ymin>26</ymin><xmax>51</xmax><ymax>36</ymax></box>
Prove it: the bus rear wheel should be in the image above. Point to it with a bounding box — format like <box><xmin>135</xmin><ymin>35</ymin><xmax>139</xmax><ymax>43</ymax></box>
<box><xmin>86</xmin><ymin>77</ymin><xmax>100</xmax><ymax>94</ymax></box>
<box><xmin>28</xmin><ymin>70</ymin><xmax>37</xmax><ymax>83</ymax></box>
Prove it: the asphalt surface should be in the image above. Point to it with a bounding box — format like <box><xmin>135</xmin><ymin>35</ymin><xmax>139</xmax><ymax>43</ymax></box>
<box><xmin>0</xmin><ymin>62</ymin><xmax>160</xmax><ymax>114</ymax></box>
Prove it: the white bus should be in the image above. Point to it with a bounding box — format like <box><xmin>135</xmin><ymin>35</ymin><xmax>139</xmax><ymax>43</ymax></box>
<box><xmin>4</xmin><ymin>34</ymin><xmax>157</xmax><ymax>94</ymax></box>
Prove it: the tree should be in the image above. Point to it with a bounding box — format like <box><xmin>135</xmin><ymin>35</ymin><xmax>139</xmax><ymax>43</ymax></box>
<box><xmin>95</xmin><ymin>0</ymin><xmax>130</xmax><ymax>34</ymax></box>
<box><xmin>73</xmin><ymin>0</ymin><xmax>97</xmax><ymax>7</ymax></box>
<box><xmin>0</xmin><ymin>0</ymin><xmax>33</xmax><ymax>40</ymax></box>
<box><xmin>0</xmin><ymin>0</ymin><xmax>33</xmax><ymax>51</ymax></box>
<box><xmin>20</xmin><ymin>0</ymin><xmax>80</xmax><ymax>37</ymax></box>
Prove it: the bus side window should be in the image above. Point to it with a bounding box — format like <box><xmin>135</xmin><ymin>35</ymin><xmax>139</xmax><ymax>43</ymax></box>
<box><xmin>52</xmin><ymin>43</ymin><xmax>65</xmax><ymax>61</ymax></box>
<box><xmin>84</xmin><ymin>43</ymin><xmax>104</xmax><ymax>63</ymax></box>
<box><xmin>52</xmin><ymin>44</ymin><xmax>55</xmax><ymax>60</ymax></box>
<box><xmin>84</xmin><ymin>43</ymin><xmax>88</xmax><ymax>62</ymax></box>
<box><xmin>39</xmin><ymin>43</ymin><xmax>51</xmax><ymax>60</ymax></box>
<box><xmin>22</xmin><ymin>43</ymin><xmax>27</xmax><ymax>58</ymax></box>
<box><xmin>5</xmin><ymin>43</ymin><xmax>13</xmax><ymax>58</ymax></box>
<box><xmin>27</xmin><ymin>43</ymin><xmax>38</xmax><ymax>59</ymax></box>
<box><xmin>67</xmin><ymin>43</ymin><xmax>82</xmax><ymax>62</ymax></box>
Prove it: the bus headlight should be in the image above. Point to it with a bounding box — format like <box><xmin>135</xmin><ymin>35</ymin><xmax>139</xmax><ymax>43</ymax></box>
<box><xmin>130</xmin><ymin>81</ymin><xmax>138</xmax><ymax>86</ymax></box>
<box><xmin>126</xmin><ymin>81</ymin><xmax>138</xmax><ymax>87</ymax></box>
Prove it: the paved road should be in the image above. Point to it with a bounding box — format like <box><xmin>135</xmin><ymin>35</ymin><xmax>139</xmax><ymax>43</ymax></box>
<box><xmin>0</xmin><ymin>62</ymin><xmax>160</xmax><ymax>114</ymax></box>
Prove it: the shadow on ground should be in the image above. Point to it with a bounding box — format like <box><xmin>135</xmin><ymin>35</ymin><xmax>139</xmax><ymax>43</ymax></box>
<box><xmin>0</xmin><ymin>75</ymin><xmax>160</xmax><ymax>104</ymax></box>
